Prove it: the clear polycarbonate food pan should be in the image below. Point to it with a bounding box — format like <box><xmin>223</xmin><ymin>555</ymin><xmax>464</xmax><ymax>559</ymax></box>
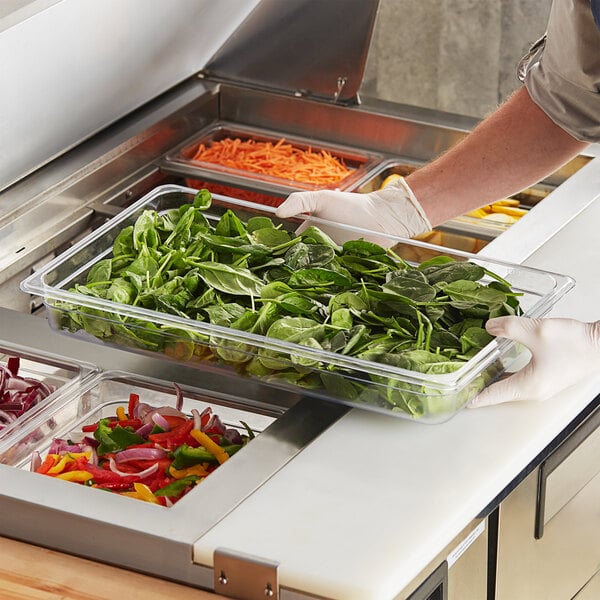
<box><xmin>2</xmin><ymin>370</ymin><xmax>275</xmax><ymax>485</ymax></box>
<box><xmin>21</xmin><ymin>185</ymin><xmax>575</xmax><ymax>423</ymax></box>
<box><xmin>0</xmin><ymin>341</ymin><xmax>95</xmax><ymax>460</ymax></box>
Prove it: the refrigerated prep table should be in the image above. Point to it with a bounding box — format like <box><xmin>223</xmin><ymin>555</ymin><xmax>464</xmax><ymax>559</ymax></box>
<box><xmin>1</xmin><ymin>1</ymin><xmax>599</xmax><ymax>599</ymax></box>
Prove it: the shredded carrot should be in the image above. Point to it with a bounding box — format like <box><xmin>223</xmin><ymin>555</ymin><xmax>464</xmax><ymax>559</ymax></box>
<box><xmin>189</xmin><ymin>137</ymin><xmax>353</xmax><ymax>186</ymax></box>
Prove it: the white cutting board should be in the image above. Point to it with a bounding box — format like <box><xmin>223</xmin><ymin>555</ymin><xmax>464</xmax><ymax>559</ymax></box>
<box><xmin>192</xmin><ymin>375</ymin><xmax>599</xmax><ymax>599</ymax></box>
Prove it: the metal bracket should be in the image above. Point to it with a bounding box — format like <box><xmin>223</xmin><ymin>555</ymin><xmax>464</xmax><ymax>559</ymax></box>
<box><xmin>214</xmin><ymin>547</ymin><xmax>279</xmax><ymax>600</ymax></box>
<box><xmin>333</xmin><ymin>77</ymin><xmax>348</xmax><ymax>103</ymax></box>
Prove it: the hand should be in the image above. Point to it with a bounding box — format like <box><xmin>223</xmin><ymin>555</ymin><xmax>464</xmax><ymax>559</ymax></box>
<box><xmin>275</xmin><ymin>177</ymin><xmax>432</xmax><ymax>245</ymax></box>
<box><xmin>469</xmin><ymin>316</ymin><xmax>600</xmax><ymax>407</ymax></box>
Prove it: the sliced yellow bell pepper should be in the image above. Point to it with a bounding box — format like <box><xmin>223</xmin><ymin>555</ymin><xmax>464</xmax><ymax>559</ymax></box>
<box><xmin>121</xmin><ymin>482</ymin><xmax>160</xmax><ymax>504</ymax></box>
<box><xmin>116</xmin><ymin>406</ymin><xmax>127</xmax><ymax>421</ymax></box>
<box><xmin>47</xmin><ymin>452</ymin><xmax>91</xmax><ymax>474</ymax></box>
<box><xmin>190</xmin><ymin>429</ymin><xmax>229</xmax><ymax>465</ymax></box>
<box><xmin>466</xmin><ymin>208</ymin><xmax>488</xmax><ymax>219</ymax></box>
<box><xmin>169</xmin><ymin>463</ymin><xmax>210</xmax><ymax>479</ymax></box>
<box><xmin>56</xmin><ymin>470</ymin><xmax>93</xmax><ymax>482</ymax></box>
<box><xmin>490</xmin><ymin>205</ymin><xmax>527</xmax><ymax>217</ymax></box>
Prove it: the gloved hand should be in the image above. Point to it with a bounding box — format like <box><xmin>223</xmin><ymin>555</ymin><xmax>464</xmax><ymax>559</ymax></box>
<box><xmin>275</xmin><ymin>177</ymin><xmax>432</xmax><ymax>244</ymax></box>
<box><xmin>469</xmin><ymin>316</ymin><xmax>600</xmax><ymax>407</ymax></box>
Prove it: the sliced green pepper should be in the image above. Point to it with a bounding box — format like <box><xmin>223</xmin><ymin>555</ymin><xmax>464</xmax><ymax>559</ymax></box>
<box><xmin>171</xmin><ymin>443</ymin><xmax>241</xmax><ymax>470</ymax></box>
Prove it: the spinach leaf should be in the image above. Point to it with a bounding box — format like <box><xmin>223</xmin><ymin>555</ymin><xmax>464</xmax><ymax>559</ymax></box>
<box><xmin>300</xmin><ymin>226</ymin><xmax>341</xmax><ymax>251</ymax></box>
<box><xmin>113</xmin><ymin>226</ymin><xmax>134</xmax><ymax>256</ymax></box>
<box><xmin>193</xmin><ymin>189</ymin><xmax>212</xmax><ymax>209</ymax></box>
<box><xmin>215</xmin><ymin>209</ymin><xmax>247</xmax><ymax>237</ymax></box>
<box><xmin>251</xmin><ymin>227</ymin><xmax>293</xmax><ymax>248</ymax></box>
<box><xmin>421</xmin><ymin>260</ymin><xmax>485</xmax><ymax>285</ymax></box>
<box><xmin>382</xmin><ymin>273</ymin><xmax>437</xmax><ymax>303</ymax></box>
<box><xmin>87</xmin><ymin>259</ymin><xmax>112</xmax><ymax>285</ymax></box>
<box><xmin>288</xmin><ymin>268</ymin><xmax>352</xmax><ymax>290</ymax></box>
<box><xmin>133</xmin><ymin>210</ymin><xmax>161</xmax><ymax>250</ymax></box>
<box><xmin>195</xmin><ymin>262</ymin><xmax>264</xmax><ymax>296</ymax></box>
<box><xmin>284</xmin><ymin>243</ymin><xmax>335</xmax><ymax>270</ymax></box>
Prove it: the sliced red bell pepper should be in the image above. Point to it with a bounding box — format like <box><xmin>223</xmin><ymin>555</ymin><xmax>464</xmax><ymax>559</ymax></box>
<box><xmin>162</xmin><ymin>415</ymin><xmax>187</xmax><ymax>429</ymax></box>
<box><xmin>94</xmin><ymin>481</ymin><xmax>137</xmax><ymax>491</ymax></box>
<box><xmin>146</xmin><ymin>475</ymin><xmax>173</xmax><ymax>493</ymax></box>
<box><xmin>128</xmin><ymin>393</ymin><xmax>139</xmax><ymax>419</ymax></box>
<box><xmin>36</xmin><ymin>454</ymin><xmax>57</xmax><ymax>475</ymax></box>
<box><xmin>148</xmin><ymin>419</ymin><xmax>194</xmax><ymax>449</ymax></box>
<box><xmin>82</xmin><ymin>418</ymin><xmax>143</xmax><ymax>433</ymax></box>
<box><xmin>85</xmin><ymin>463</ymin><xmax>139</xmax><ymax>484</ymax></box>
<box><xmin>200</xmin><ymin>411</ymin><xmax>211</xmax><ymax>429</ymax></box>
<box><xmin>64</xmin><ymin>456</ymin><xmax>90</xmax><ymax>472</ymax></box>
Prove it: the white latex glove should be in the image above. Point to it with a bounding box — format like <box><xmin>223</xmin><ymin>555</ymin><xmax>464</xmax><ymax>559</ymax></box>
<box><xmin>275</xmin><ymin>177</ymin><xmax>432</xmax><ymax>244</ymax></box>
<box><xmin>470</xmin><ymin>316</ymin><xmax>600</xmax><ymax>407</ymax></box>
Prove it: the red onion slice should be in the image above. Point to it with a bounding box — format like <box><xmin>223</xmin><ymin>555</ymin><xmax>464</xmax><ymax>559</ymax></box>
<box><xmin>0</xmin><ymin>357</ymin><xmax>56</xmax><ymax>428</ymax></box>
<box><xmin>151</xmin><ymin>413</ymin><xmax>170</xmax><ymax>431</ymax></box>
<box><xmin>115</xmin><ymin>447</ymin><xmax>167</xmax><ymax>463</ymax></box>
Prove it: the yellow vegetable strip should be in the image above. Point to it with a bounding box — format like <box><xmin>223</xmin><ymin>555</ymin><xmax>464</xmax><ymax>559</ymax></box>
<box><xmin>116</xmin><ymin>406</ymin><xmax>127</xmax><ymax>421</ymax></box>
<box><xmin>491</xmin><ymin>198</ymin><xmax>520</xmax><ymax>206</ymax></box>
<box><xmin>490</xmin><ymin>205</ymin><xmax>527</xmax><ymax>217</ymax></box>
<box><xmin>466</xmin><ymin>208</ymin><xmax>488</xmax><ymax>218</ymax></box>
<box><xmin>47</xmin><ymin>452</ymin><xmax>91</xmax><ymax>474</ymax></box>
<box><xmin>120</xmin><ymin>484</ymin><xmax>160</xmax><ymax>504</ymax></box>
<box><xmin>169</xmin><ymin>464</ymin><xmax>210</xmax><ymax>479</ymax></box>
<box><xmin>190</xmin><ymin>429</ymin><xmax>229</xmax><ymax>464</ymax></box>
<box><xmin>56</xmin><ymin>470</ymin><xmax>93</xmax><ymax>482</ymax></box>
<box><xmin>134</xmin><ymin>483</ymin><xmax>160</xmax><ymax>504</ymax></box>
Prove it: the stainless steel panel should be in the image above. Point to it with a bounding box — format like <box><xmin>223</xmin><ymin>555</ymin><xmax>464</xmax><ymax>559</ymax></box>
<box><xmin>219</xmin><ymin>85</ymin><xmax>469</xmax><ymax>162</ymax></box>
<box><xmin>0</xmin><ymin>0</ymin><xmax>261</xmax><ymax>191</ymax></box>
<box><xmin>574</xmin><ymin>568</ymin><xmax>600</xmax><ymax>599</ymax></box>
<box><xmin>496</xmin><ymin>417</ymin><xmax>600</xmax><ymax>600</ymax></box>
<box><xmin>543</xmin><ymin>418</ymin><xmax>600</xmax><ymax>527</ymax></box>
<box><xmin>0</xmin><ymin>78</ymin><xmax>219</xmax><ymax>287</ymax></box>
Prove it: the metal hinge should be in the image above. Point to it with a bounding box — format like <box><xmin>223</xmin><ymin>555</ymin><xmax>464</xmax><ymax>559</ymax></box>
<box><xmin>214</xmin><ymin>547</ymin><xmax>279</xmax><ymax>600</ymax></box>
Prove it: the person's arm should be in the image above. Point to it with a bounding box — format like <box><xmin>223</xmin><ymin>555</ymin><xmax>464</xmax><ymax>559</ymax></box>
<box><xmin>408</xmin><ymin>87</ymin><xmax>590</xmax><ymax>227</ymax></box>
<box><xmin>276</xmin><ymin>86</ymin><xmax>590</xmax><ymax>238</ymax></box>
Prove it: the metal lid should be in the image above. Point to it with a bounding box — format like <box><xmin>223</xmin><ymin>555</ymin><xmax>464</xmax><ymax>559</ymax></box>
<box><xmin>0</xmin><ymin>0</ymin><xmax>262</xmax><ymax>192</ymax></box>
<box><xmin>203</xmin><ymin>0</ymin><xmax>380</xmax><ymax>105</ymax></box>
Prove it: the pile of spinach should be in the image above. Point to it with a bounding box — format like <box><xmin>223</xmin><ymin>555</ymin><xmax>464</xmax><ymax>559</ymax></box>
<box><xmin>57</xmin><ymin>190</ymin><xmax>522</xmax><ymax>418</ymax></box>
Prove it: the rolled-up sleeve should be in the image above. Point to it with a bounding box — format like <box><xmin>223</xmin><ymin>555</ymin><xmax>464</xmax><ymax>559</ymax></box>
<box><xmin>525</xmin><ymin>0</ymin><xmax>600</xmax><ymax>142</ymax></box>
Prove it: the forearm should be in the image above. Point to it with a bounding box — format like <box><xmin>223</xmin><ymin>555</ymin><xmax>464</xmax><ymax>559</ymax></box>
<box><xmin>406</xmin><ymin>87</ymin><xmax>590</xmax><ymax>227</ymax></box>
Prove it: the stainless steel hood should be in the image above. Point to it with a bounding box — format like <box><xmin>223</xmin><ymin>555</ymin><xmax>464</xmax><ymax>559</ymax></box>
<box><xmin>1</xmin><ymin>0</ymin><xmax>378</xmax><ymax>193</ymax></box>
<box><xmin>0</xmin><ymin>0</ymin><xmax>261</xmax><ymax>192</ymax></box>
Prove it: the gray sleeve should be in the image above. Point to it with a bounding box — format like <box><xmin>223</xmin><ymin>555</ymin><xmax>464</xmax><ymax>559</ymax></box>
<box><xmin>524</xmin><ymin>0</ymin><xmax>600</xmax><ymax>142</ymax></box>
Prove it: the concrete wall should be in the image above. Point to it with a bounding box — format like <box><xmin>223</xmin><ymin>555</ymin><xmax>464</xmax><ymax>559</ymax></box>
<box><xmin>362</xmin><ymin>0</ymin><xmax>552</xmax><ymax>119</ymax></box>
